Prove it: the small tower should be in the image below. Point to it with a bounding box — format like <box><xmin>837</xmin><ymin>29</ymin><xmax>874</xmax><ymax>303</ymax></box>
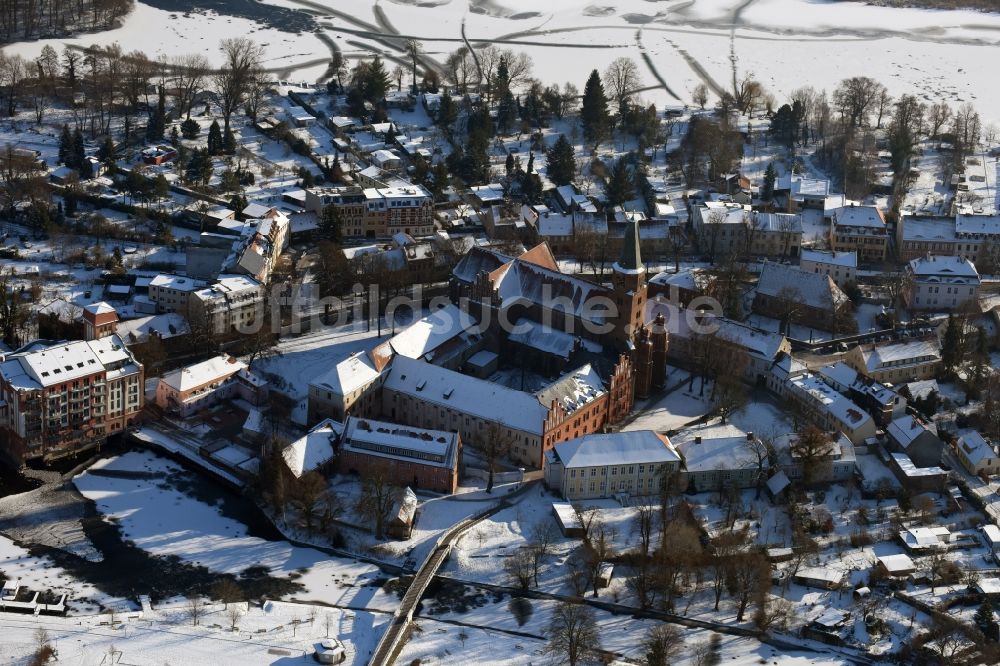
<box><xmin>633</xmin><ymin>324</ymin><xmax>654</xmax><ymax>399</ymax></box>
<box><xmin>82</xmin><ymin>302</ymin><xmax>118</xmax><ymax>340</ymax></box>
<box><xmin>611</xmin><ymin>218</ymin><xmax>647</xmax><ymax>348</ymax></box>
<box><xmin>651</xmin><ymin>312</ymin><xmax>668</xmax><ymax>390</ymax></box>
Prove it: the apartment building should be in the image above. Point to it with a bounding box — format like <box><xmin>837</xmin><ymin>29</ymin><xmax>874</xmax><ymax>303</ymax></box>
<box><xmin>305</xmin><ymin>184</ymin><xmax>433</xmax><ymax>238</ymax></box>
<box><xmin>188</xmin><ymin>275</ymin><xmax>264</xmax><ymax>335</ymax></box>
<box><xmin>0</xmin><ymin>336</ymin><xmax>143</xmax><ymax>463</ymax></box>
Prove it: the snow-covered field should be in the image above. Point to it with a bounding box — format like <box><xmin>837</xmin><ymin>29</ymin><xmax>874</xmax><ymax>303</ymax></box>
<box><xmin>6</xmin><ymin>0</ymin><xmax>999</xmax><ymax>125</ymax></box>
<box><xmin>0</xmin><ymin>598</ymin><xmax>388</xmax><ymax>666</ymax></box>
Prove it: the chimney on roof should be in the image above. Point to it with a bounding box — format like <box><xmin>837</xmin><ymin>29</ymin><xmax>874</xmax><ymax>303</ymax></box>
<box><xmin>746</xmin><ymin>432</ymin><xmax>754</xmax><ymax>441</ymax></box>
<box><xmin>694</xmin><ymin>436</ymin><xmax>702</xmax><ymax>444</ymax></box>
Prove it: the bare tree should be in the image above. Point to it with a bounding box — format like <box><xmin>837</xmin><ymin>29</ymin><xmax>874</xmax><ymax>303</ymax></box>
<box><xmin>543</xmin><ymin>601</ymin><xmax>601</xmax><ymax>666</ymax></box>
<box><xmin>634</xmin><ymin>503</ymin><xmax>655</xmax><ymax>559</ymax></box>
<box><xmin>604</xmin><ymin>57</ymin><xmax>640</xmax><ymax>110</ymax></box>
<box><xmin>790</xmin><ymin>426</ymin><xmax>834</xmax><ymax>486</ymax></box>
<box><xmin>643</xmin><ymin>624</ymin><xmax>684</xmax><ymax>666</ymax></box>
<box><xmin>173</xmin><ymin>53</ymin><xmax>210</xmax><ymax>120</ymax></box>
<box><xmin>290</xmin><ymin>470</ymin><xmax>329</xmax><ymax>536</ymax></box>
<box><xmin>480</xmin><ymin>423</ymin><xmax>514</xmax><ymax>493</ymax></box>
<box><xmin>833</xmin><ymin>76</ymin><xmax>883</xmax><ymax>130</ymax></box>
<box><xmin>214</xmin><ymin>37</ymin><xmax>264</xmax><ymax>133</ymax></box>
<box><xmin>227</xmin><ymin>605</ymin><xmax>242</xmax><ymax>631</ymax></box>
<box><xmin>528</xmin><ymin>521</ymin><xmax>557</xmax><ymax>587</ymax></box>
<box><xmin>505</xmin><ymin>548</ymin><xmax>535</xmax><ymax>591</ymax></box>
<box><xmin>212</xmin><ymin>578</ymin><xmax>242</xmax><ymax>610</ymax></box>
<box><xmin>726</xmin><ymin>552</ymin><xmax>769</xmax><ymax>622</ymax></box>
<box><xmin>692</xmin><ymin>83</ymin><xmax>709</xmax><ymax>110</ymax></box>
<box><xmin>355</xmin><ymin>462</ymin><xmax>398</xmax><ymax>539</ymax></box>
<box><xmin>187</xmin><ymin>597</ymin><xmax>204</xmax><ymax>626</ymax></box>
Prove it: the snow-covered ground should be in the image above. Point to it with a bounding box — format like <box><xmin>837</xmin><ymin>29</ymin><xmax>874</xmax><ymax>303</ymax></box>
<box><xmin>0</xmin><ymin>598</ymin><xmax>388</xmax><ymax>666</ymax></box>
<box><xmin>5</xmin><ymin>0</ymin><xmax>1000</xmax><ymax>125</ymax></box>
<box><xmin>73</xmin><ymin>451</ymin><xmax>396</xmax><ymax>610</ymax></box>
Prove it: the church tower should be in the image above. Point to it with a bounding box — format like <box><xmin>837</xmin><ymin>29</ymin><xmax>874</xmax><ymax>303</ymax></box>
<box><xmin>611</xmin><ymin>218</ymin><xmax>648</xmax><ymax>348</ymax></box>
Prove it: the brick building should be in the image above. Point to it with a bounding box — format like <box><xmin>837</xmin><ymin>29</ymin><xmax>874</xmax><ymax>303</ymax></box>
<box><xmin>0</xmin><ymin>336</ymin><xmax>144</xmax><ymax>463</ymax></box>
<box><xmin>337</xmin><ymin>416</ymin><xmax>461</xmax><ymax>494</ymax></box>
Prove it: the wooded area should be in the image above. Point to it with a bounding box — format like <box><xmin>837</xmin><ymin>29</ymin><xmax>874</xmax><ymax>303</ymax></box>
<box><xmin>0</xmin><ymin>0</ymin><xmax>132</xmax><ymax>44</ymax></box>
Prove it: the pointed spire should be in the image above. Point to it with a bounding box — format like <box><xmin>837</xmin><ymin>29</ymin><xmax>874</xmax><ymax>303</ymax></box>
<box><xmin>617</xmin><ymin>216</ymin><xmax>642</xmax><ymax>272</ymax></box>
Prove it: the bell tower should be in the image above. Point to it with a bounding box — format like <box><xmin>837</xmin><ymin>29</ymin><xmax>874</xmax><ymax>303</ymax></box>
<box><xmin>611</xmin><ymin>218</ymin><xmax>647</xmax><ymax>348</ymax></box>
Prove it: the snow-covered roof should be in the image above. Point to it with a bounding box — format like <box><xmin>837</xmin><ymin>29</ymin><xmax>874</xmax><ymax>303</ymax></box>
<box><xmin>817</xmin><ymin>362</ymin><xmax>858</xmax><ymax>392</ymax></box>
<box><xmin>864</xmin><ymin>339</ymin><xmax>940</xmax><ymax>371</ymax></box>
<box><xmin>800</xmin><ymin>249</ymin><xmax>857</xmax><ymax>269</ymax></box>
<box><xmin>756</xmin><ymin>262</ymin><xmax>848</xmax><ymax>310</ymax></box>
<box><xmin>342</xmin><ymin>416</ymin><xmax>459</xmax><ymax>469</ymax></box>
<box><xmin>116</xmin><ymin>313</ymin><xmax>190</xmax><ymax>343</ymax></box>
<box><xmin>891</xmin><ymin>453</ymin><xmax>946</xmax><ymax>478</ymax></box>
<box><xmin>900</xmin><ymin>525</ymin><xmax>950</xmax><ymax>548</ymax></box>
<box><xmin>887</xmin><ymin>415</ymin><xmax>937</xmax><ymax>448</ymax></box>
<box><xmin>508</xmin><ymin>318</ymin><xmax>597</xmax><ymax>360</ymax></box>
<box><xmin>905</xmin><ymin>379</ymin><xmax>940</xmax><ymax>401</ymax></box>
<box><xmin>983</xmin><ymin>524</ymin><xmax>1000</xmax><ymax>545</ymax></box>
<box><xmin>383</xmin><ymin>355</ymin><xmax>548</xmax><ymax>435</ymax></box>
<box><xmin>388</xmin><ymin>304</ymin><xmax>479</xmax><ymax>361</ymax></box>
<box><xmin>675</xmin><ymin>432</ymin><xmax>759</xmax><ymax>473</ymax></box>
<box><xmin>450</xmin><ymin>246</ymin><xmax>513</xmax><ymax>285</ymax></box>
<box><xmin>796</xmin><ymin>566</ymin><xmax>845</xmax><ymax>585</ymax></box>
<box><xmin>766</xmin><ymin>471</ymin><xmax>790</xmax><ymax>496</ymax></box>
<box><xmin>955</xmin><ymin>213</ymin><xmax>1000</xmax><ymax>237</ymax></box>
<box><xmin>311</xmin><ymin>351</ymin><xmax>382</xmax><ymax>397</ymax></box>
<box><xmin>160</xmin><ymin>355</ymin><xmax>246</xmax><ymax>392</ymax></box>
<box><xmin>649</xmin><ymin>268</ymin><xmax>710</xmax><ymax>292</ymax></box>
<box><xmin>958</xmin><ymin>431</ymin><xmax>996</xmax><ymax>467</ymax></box>
<box><xmin>282</xmin><ymin>418</ymin><xmax>344</xmax><ymax>478</ymax></box>
<box><xmin>788</xmin><ymin>373</ymin><xmax>873</xmax><ymax>430</ymax></box>
<box><xmin>977</xmin><ymin>578</ymin><xmax>1000</xmax><ymax>596</ymax></box>
<box><xmin>0</xmin><ymin>335</ymin><xmax>136</xmax><ymax>390</ymax></box>
<box><xmin>832</xmin><ymin>205</ymin><xmax>886</xmax><ymax>230</ymax></box>
<box><xmin>84</xmin><ymin>301</ymin><xmax>117</xmax><ymax>316</ymax></box>
<box><xmin>877</xmin><ymin>553</ymin><xmax>915</xmax><ymax>574</ymax></box>
<box><xmin>907</xmin><ymin>255</ymin><xmax>980</xmax><ymax>282</ymax></box>
<box><xmin>901</xmin><ymin>216</ymin><xmax>957</xmax><ymax>242</ymax></box>
<box><xmin>551</xmin><ymin>431</ymin><xmax>678</xmax><ymax>469</ymax></box>
<box><xmin>534</xmin><ymin>365</ymin><xmax>606</xmax><ymax>415</ymax></box>
<box><xmin>490</xmin><ymin>258</ymin><xmax>611</xmax><ymax>324</ymax></box>
<box><xmin>149</xmin><ymin>274</ymin><xmax>203</xmax><ymax>292</ymax></box>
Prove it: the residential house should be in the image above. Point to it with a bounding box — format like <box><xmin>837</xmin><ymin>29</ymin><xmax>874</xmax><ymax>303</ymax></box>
<box><xmin>188</xmin><ymin>275</ymin><xmax>264</xmax><ymax>335</ymax></box>
<box><xmin>817</xmin><ymin>362</ymin><xmax>907</xmax><ymax>427</ymax></box>
<box><xmin>955</xmin><ymin>431</ymin><xmax>999</xmax><ymax>477</ymax></box>
<box><xmin>885</xmin><ymin>415</ymin><xmax>943</xmax><ymax>468</ymax></box>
